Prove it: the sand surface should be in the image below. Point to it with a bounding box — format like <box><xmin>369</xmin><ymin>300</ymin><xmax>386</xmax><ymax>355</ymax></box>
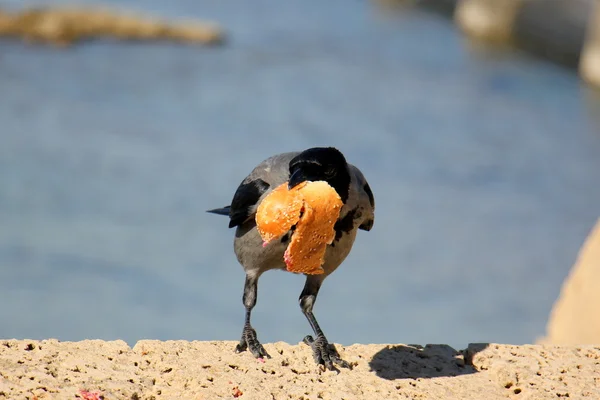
<box><xmin>1</xmin><ymin>339</ymin><xmax>599</xmax><ymax>399</ymax></box>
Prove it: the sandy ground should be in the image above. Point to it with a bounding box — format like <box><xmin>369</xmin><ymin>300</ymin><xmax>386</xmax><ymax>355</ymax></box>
<box><xmin>1</xmin><ymin>339</ymin><xmax>599</xmax><ymax>400</ymax></box>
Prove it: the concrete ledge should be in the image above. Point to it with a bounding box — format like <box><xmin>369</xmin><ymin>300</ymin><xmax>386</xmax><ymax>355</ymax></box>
<box><xmin>0</xmin><ymin>339</ymin><xmax>598</xmax><ymax>399</ymax></box>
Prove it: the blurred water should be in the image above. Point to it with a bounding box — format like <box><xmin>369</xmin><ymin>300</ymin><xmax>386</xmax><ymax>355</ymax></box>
<box><xmin>1</xmin><ymin>0</ymin><xmax>599</xmax><ymax>350</ymax></box>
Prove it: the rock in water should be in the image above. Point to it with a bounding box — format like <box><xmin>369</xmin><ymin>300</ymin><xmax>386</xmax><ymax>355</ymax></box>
<box><xmin>540</xmin><ymin>219</ymin><xmax>600</xmax><ymax>344</ymax></box>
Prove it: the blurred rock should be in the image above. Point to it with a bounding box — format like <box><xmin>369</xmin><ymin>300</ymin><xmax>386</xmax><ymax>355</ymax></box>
<box><xmin>580</xmin><ymin>3</ymin><xmax>600</xmax><ymax>86</ymax></box>
<box><xmin>540</xmin><ymin>219</ymin><xmax>600</xmax><ymax>344</ymax></box>
<box><xmin>0</xmin><ymin>6</ymin><xmax>224</xmax><ymax>47</ymax></box>
<box><xmin>454</xmin><ymin>0</ymin><xmax>524</xmax><ymax>43</ymax></box>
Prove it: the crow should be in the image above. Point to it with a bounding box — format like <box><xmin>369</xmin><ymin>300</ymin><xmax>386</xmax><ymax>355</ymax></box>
<box><xmin>208</xmin><ymin>147</ymin><xmax>375</xmax><ymax>370</ymax></box>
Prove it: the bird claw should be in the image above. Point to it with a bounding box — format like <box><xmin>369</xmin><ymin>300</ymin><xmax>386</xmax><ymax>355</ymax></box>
<box><xmin>236</xmin><ymin>325</ymin><xmax>271</xmax><ymax>359</ymax></box>
<box><xmin>303</xmin><ymin>335</ymin><xmax>351</xmax><ymax>371</ymax></box>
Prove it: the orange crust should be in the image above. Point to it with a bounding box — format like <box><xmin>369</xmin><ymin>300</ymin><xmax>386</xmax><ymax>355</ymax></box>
<box><xmin>255</xmin><ymin>181</ymin><xmax>343</xmax><ymax>275</ymax></box>
<box><xmin>255</xmin><ymin>182</ymin><xmax>306</xmax><ymax>244</ymax></box>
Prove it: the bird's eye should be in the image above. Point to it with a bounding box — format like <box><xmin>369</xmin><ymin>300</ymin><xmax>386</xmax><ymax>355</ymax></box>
<box><xmin>324</xmin><ymin>166</ymin><xmax>336</xmax><ymax>177</ymax></box>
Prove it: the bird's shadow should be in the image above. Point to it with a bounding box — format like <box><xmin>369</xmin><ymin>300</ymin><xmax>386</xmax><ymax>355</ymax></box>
<box><xmin>368</xmin><ymin>343</ymin><xmax>489</xmax><ymax>380</ymax></box>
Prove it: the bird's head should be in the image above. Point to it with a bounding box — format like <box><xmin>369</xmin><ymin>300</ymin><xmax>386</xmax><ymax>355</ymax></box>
<box><xmin>288</xmin><ymin>147</ymin><xmax>351</xmax><ymax>203</ymax></box>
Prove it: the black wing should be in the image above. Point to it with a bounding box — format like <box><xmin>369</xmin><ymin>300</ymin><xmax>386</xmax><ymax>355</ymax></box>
<box><xmin>227</xmin><ymin>178</ymin><xmax>270</xmax><ymax>228</ymax></box>
<box><xmin>207</xmin><ymin>152</ymin><xmax>300</xmax><ymax>228</ymax></box>
<box><xmin>359</xmin><ymin>182</ymin><xmax>375</xmax><ymax>231</ymax></box>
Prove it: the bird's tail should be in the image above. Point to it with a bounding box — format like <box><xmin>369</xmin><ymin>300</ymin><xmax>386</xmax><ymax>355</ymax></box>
<box><xmin>206</xmin><ymin>206</ymin><xmax>231</xmax><ymax>216</ymax></box>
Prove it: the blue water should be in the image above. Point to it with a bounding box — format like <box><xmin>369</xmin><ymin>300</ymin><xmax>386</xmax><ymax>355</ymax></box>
<box><xmin>1</xmin><ymin>0</ymin><xmax>599</xmax><ymax>350</ymax></box>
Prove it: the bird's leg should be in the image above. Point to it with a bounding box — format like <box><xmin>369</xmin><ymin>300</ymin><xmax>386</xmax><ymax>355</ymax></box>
<box><xmin>299</xmin><ymin>276</ymin><xmax>351</xmax><ymax>371</ymax></box>
<box><xmin>236</xmin><ymin>274</ymin><xmax>270</xmax><ymax>358</ymax></box>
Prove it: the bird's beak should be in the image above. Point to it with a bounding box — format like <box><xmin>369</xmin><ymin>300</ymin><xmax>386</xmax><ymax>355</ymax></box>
<box><xmin>288</xmin><ymin>169</ymin><xmax>307</xmax><ymax>189</ymax></box>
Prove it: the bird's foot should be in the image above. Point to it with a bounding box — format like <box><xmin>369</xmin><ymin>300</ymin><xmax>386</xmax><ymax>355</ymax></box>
<box><xmin>303</xmin><ymin>335</ymin><xmax>351</xmax><ymax>371</ymax></box>
<box><xmin>235</xmin><ymin>324</ymin><xmax>270</xmax><ymax>359</ymax></box>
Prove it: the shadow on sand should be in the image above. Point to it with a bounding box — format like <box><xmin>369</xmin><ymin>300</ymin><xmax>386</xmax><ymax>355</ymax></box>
<box><xmin>369</xmin><ymin>343</ymin><xmax>489</xmax><ymax>380</ymax></box>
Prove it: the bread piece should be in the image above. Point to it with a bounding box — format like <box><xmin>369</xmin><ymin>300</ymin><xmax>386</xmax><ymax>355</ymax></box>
<box><xmin>255</xmin><ymin>182</ymin><xmax>306</xmax><ymax>245</ymax></box>
<box><xmin>255</xmin><ymin>180</ymin><xmax>343</xmax><ymax>274</ymax></box>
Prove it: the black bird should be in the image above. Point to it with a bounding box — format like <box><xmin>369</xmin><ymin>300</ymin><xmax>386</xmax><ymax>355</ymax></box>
<box><xmin>208</xmin><ymin>147</ymin><xmax>375</xmax><ymax>370</ymax></box>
